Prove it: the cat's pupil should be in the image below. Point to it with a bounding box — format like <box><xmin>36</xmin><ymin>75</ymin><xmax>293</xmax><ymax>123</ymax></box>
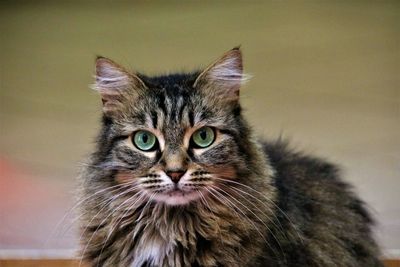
<box><xmin>200</xmin><ymin>130</ymin><xmax>207</xmax><ymax>140</ymax></box>
<box><xmin>142</xmin><ymin>133</ymin><xmax>149</xmax><ymax>143</ymax></box>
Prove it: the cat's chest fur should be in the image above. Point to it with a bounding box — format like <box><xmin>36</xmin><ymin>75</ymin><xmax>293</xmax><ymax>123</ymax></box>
<box><xmin>125</xmin><ymin>204</ymin><xmax>265</xmax><ymax>267</ymax></box>
<box><xmin>131</xmin><ymin>237</ymin><xmax>170</xmax><ymax>267</ymax></box>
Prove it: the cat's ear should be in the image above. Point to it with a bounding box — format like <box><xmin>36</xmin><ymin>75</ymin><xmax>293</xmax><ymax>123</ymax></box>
<box><xmin>193</xmin><ymin>47</ymin><xmax>250</xmax><ymax>102</ymax></box>
<box><xmin>93</xmin><ymin>56</ymin><xmax>146</xmax><ymax>116</ymax></box>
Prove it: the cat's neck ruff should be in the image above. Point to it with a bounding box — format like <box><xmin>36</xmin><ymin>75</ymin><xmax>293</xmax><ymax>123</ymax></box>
<box><xmin>129</xmin><ymin>193</ymin><xmax>271</xmax><ymax>267</ymax></box>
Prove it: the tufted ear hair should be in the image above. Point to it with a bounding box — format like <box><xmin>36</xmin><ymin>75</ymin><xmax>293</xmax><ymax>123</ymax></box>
<box><xmin>92</xmin><ymin>57</ymin><xmax>146</xmax><ymax>116</ymax></box>
<box><xmin>193</xmin><ymin>47</ymin><xmax>251</xmax><ymax>102</ymax></box>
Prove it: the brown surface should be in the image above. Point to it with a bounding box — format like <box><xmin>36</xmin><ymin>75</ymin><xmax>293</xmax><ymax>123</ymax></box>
<box><xmin>385</xmin><ymin>260</ymin><xmax>400</xmax><ymax>267</ymax></box>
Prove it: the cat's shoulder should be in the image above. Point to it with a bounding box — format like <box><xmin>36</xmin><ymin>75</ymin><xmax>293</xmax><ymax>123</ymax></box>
<box><xmin>261</xmin><ymin>139</ymin><xmax>372</xmax><ymax>222</ymax></box>
<box><xmin>261</xmin><ymin>139</ymin><xmax>340</xmax><ymax>182</ymax></box>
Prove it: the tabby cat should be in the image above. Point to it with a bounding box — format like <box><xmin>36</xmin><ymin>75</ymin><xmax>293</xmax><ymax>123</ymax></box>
<box><xmin>78</xmin><ymin>48</ymin><xmax>383</xmax><ymax>266</ymax></box>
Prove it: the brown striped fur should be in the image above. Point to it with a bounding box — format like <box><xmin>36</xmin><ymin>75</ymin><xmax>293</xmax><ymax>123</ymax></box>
<box><xmin>78</xmin><ymin>48</ymin><xmax>382</xmax><ymax>266</ymax></box>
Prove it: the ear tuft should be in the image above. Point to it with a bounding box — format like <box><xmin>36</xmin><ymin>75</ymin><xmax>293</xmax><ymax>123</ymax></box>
<box><xmin>91</xmin><ymin>57</ymin><xmax>145</xmax><ymax>116</ymax></box>
<box><xmin>93</xmin><ymin>57</ymin><xmax>132</xmax><ymax>93</ymax></box>
<box><xmin>193</xmin><ymin>47</ymin><xmax>251</xmax><ymax>101</ymax></box>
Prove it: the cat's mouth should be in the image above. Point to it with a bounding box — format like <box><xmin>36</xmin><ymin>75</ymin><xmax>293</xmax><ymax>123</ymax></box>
<box><xmin>168</xmin><ymin>188</ymin><xmax>185</xmax><ymax>197</ymax></box>
<box><xmin>153</xmin><ymin>187</ymin><xmax>203</xmax><ymax>206</ymax></box>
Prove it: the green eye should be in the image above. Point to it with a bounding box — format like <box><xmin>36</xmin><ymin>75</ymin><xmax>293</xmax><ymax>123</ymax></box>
<box><xmin>133</xmin><ymin>130</ymin><xmax>157</xmax><ymax>151</ymax></box>
<box><xmin>191</xmin><ymin>127</ymin><xmax>215</xmax><ymax>148</ymax></box>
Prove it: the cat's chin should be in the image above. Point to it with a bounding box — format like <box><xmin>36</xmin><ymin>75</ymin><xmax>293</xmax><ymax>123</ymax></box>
<box><xmin>153</xmin><ymin>190</ymin><xmax>202</xmax><ymax>206</ymax></box>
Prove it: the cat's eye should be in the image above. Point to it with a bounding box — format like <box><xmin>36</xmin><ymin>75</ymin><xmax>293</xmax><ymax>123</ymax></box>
<box><xmin>133</xmin><ymin>130</ymin><xmax>158</xmax><ymax>151</ymax></box>
<box><xmin>191</xmin><ymin>127</ymin><xmax>215</xmax><ymax>148</ymax></box>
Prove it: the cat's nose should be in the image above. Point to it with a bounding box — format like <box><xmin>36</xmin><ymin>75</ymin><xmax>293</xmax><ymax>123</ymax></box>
<box><xmin>166</xmin><ymin>170</ymin><xmax>186</xmax><ymax>183</ymax></box>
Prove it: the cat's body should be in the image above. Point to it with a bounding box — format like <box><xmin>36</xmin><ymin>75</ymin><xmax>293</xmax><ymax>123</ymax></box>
<box><xmin>79</xmin><ymin>48</ymin><xmax>382</xmax><ymax>266</ymax></box>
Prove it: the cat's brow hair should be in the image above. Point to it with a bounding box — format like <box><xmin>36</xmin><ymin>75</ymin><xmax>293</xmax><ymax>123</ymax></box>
<box><xmin>139</xmin><ymin>81</ymin><xmax>217</xmax><ymax>144</ymax></box>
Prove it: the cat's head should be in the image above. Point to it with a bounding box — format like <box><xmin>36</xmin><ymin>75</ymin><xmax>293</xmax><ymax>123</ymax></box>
<box><xmin>92</xmin><ymin>48</ymin><xmax>255</xmax><ymax>206</ymax></box>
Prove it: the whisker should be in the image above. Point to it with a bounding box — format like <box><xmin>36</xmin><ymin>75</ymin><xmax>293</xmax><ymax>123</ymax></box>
<box><xmin>209</xmin><ymin>186</ymin><xmax>268</xmax><ymax>245</ymax></box>
<box><xmin>46</xmin><ymin>180</ymin><xmax>138</xmax><ymax>245</ymax></box>
<box><xmin>60</xmin><ymin>182</ymin><xmax>141</xmax><ymax>237</ymax></box>
<box><xmin>196</xmin><ymin>189</ymin><xmax>212</xmax><ymax>213</ymax></box>
<box><xmin>137</xmin><ymin>192</ymin><xmax>156</xmax><ymax>222</ymax></box>
<box><xmin>78</xmin><ymin>190</ymin><xmax>143</xmax><ymax>267</ymax></box>
<box><xmin>207</xmin><ymin>187</ymin><xmax>269</xmax><ymax>245</ymax></box>
<box><xmin>218</xmin><ymin>183</ymin><xmax>286</xmax><ymax>236</ymax></box>
<box><xmin>75</xmin><ymin>184</ymin><xmax>141</xmax><ymax>242</ymax></box>
<box><xmin>96</xmin><ymin>192</ymin><xmax>146</xmax><ymax>267</ymax></box>
<box><xmin>211</xmin><ymin>185</ymin><xmax>285</xmax><ymax>259</ymax></box>
<box><xmin>205</xmin><ymin>187</ymin><xmax>243</xmax><ymax>222</ymax></box>
<box><xmin>213</xmin><ymin>177</ymin><xmax>303</xmax><ymax>243</ymax></box>
<box><xmin>211</xmin><ymin>188</ymin><xmax>271</xmax><ymax>248</ymax></box>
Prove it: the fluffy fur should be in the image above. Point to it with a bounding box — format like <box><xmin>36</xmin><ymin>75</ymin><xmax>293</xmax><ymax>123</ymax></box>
<box><xmin>78</xmin><ymin>48</ymin><xmax>382</xmax><ymax>266</ymax></box>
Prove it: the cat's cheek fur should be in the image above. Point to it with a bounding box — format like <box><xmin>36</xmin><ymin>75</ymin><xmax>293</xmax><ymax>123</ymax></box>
<box><xmin>198</xmin><ymin>141</ymin><xmax>242</xmax><ymax>168</ymax></box>
<box><xmin>208</xmin><ymin>165</ymin><xmax>237</xmax><ymax>180</ymax></box>
<box><xmin>115</xmin><ymin>171</ymin><xmax>134</xmax><ymax>183</ymax></box>
<box><xmin>113</xmin><ymin>147</ymin><xmax>156</xmax><ymax>171</ymax></box>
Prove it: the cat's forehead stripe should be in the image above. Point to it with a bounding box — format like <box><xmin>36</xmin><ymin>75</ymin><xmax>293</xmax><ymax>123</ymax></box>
<box><xmin>151</xmin><ymin>92</ymin><xmax>190</xmax><ymax>130</ymax></box>
<box><xmin>150</xmin><ymin>110</ymin><xmax>158</xmax><ymax>129</ymax></box>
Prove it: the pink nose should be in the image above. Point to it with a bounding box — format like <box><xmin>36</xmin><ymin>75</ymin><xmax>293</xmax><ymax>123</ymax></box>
<box><xmin>166</xmin><ymin>171</ymin><xmax>185</xmax><ymax>183</ymax></box>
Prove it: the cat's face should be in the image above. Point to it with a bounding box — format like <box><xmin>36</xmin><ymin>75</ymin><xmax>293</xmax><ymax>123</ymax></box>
<box><xmin>93</xmin><ymin>48</ymin><xmax>251</xmax><ymax>206</ymax></box>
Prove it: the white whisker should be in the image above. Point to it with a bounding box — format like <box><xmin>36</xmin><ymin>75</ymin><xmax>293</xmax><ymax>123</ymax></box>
<box><xmin>46</xmin><ymin>180</ymin><xmax>138</xmax><ymax>246</ymax></box>
<box><xmin>79</xmin><ymin>190</ymin><xmax>143</xmax><ymax>267</ymax></box>
<box><xmin>96</xmin><ymin>192</ymin><xmax>146</xmax><ymax>267</ymax></box>
<box><xmin>209</xmin><ymin>187</ymin><xmax>268</xmax><ymax>244</ymax></box>
<box><xmin>211</xmin><ymin>185</ymin><xmax>285</xmax><ymax>259</ymax></box>
<box><xmin>213</xmin><ymin>177</ymin><xmax>303</xmax><ymax>243</ymax></box>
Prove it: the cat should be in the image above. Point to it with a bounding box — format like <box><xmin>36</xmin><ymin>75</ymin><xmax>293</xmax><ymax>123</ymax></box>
<box><xmin>78</xmin><ymin>48</ymin><xmax>383</xmax><ymax>267</ymax></box>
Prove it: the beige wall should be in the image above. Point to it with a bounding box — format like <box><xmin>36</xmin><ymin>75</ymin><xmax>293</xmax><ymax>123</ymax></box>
<box><xmin>0</xmin><ymin>1</ymin><xmax>399</xmax><ymax>256</ymax></box>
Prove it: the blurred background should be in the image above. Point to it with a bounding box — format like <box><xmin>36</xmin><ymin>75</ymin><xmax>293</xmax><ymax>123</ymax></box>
<box><xmin>0</xmin><ymin>0</ymin><xmax>399</xmax><ymax>260</ymax></box>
